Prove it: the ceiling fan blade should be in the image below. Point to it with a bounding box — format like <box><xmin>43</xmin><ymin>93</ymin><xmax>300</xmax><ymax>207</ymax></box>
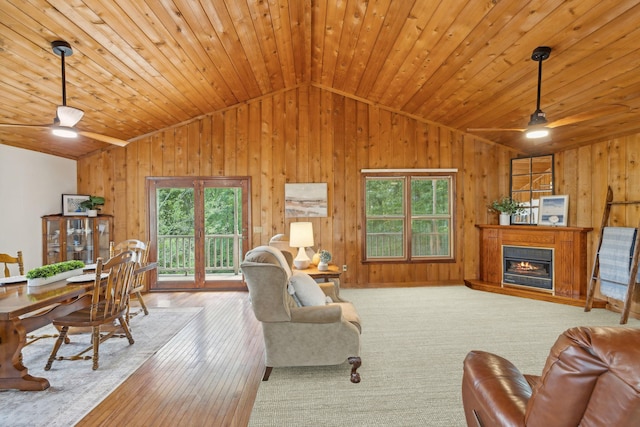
<box><xmin>0</xmin><ymin>123</ymin><xmax>51</xmax><ymax>130</ymax></box>
<box><xmin>546</xmin><ymin>104</ymin><xmax>630</xmax><ymax>129</ymax></box>
<box><xmin>466</xmin><ymin>128</ymin><xmax>525</xmax><ymax>132</ymax></box>
<box><xmin>78</xmin><ymin>131</ymin><xmax>129</xmax><ymax>147</ymax></box>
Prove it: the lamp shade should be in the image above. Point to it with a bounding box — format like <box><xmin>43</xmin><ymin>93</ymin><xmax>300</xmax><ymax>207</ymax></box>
<box><xmin>290</xmin><ymin>222</ymin><xmax>314</xmax><ymax>248</ymax></box>
<box><xmin>290</xmin><ymin>222</ymin><xmax>314</xmax><ymax>269</ymax></box>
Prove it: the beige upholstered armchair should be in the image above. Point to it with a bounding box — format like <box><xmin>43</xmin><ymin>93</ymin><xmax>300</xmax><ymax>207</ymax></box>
<box><xmin>241</xmin><ymin>246</ymin><xmax>362</xmax><ymax>383</ymax></box>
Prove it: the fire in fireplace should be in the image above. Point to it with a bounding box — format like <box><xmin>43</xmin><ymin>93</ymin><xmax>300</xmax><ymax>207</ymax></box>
<box><xmin>502</xmin><ymin>246</ymin><xmax>553</xmax><ymax>291</ymax></box>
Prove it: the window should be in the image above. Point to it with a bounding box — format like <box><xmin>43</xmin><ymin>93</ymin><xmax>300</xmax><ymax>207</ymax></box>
<box><xmin>362</xmin><ymin>170</ymin><xmax>456</xmax><ymax>262</ymax></box>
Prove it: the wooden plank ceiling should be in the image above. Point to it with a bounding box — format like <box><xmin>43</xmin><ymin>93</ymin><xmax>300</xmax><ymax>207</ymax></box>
<box><xmin>1</xmin><ymin>0</ymin><xmax>639</xmax><ymax>159</ymax></box>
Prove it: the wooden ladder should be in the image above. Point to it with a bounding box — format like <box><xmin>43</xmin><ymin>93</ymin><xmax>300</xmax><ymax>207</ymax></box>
<box><xmin>585</xmin><ymin>186</ymin><xmax>640</xmax><ymax>324</ymax></box>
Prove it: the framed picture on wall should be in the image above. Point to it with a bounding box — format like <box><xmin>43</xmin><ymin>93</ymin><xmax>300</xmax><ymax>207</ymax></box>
<box><xmin>285</xmin><ymin>183</ymin><xmax>328</xmax><ymax>217</ymax></box>
<box><xmin>538</xmin><ymin>195</ymin><xmax>569</xmax><ymax>226</ymax></box>
<box><xmin>62</xmin><ymin>194</ymin><xmax>90</xmax><ymax>216</ymax></box>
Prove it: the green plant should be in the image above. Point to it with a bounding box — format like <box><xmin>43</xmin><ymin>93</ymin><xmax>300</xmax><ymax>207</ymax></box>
<box><xmin>489</xmin><ymin>196</ymin><xmax>525</xmax><ymax>215</ymax></box>
<box><xmin>319</xmin><ymin>249</ymin><xmax>332</xmax><ymax>263</ymax></box>
<box><xmin>80</xmin><ymin>195</ymin><xmax>105</xmax><ymax>211</ymax></box>
<box><xmin>26</xmin><ymin>260</ymin><xmax>85</xmax><ymax>279</ymax></box>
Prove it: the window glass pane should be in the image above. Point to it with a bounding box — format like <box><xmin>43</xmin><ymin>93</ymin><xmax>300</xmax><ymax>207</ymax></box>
<box><xmin>412</xmin><ymin>178</ymin><xmax>450</xmax><ymax>215</ymax></box>
<box><xmin>366</xmin><ymin>219</ymin><xmax>404</xmax><ymax>257</ymax></box>
<box><xmin>412</xmin><ymin>219</ymin><xmax>450</xmax><ymax>256</ymax></box>
<box><xmin>411</xmin><ymin>178</ymin><xmax>434</xmax><ymax>215</ymax></box>
<box><xmin>366</xmin><ymin>178</ymin><xmax>404</xmax><ymax>215</ymax></box>
<box><xmin>435</xmin><ymin>179</ymin><xmax>450</xmax><ymax>214</ymax></box>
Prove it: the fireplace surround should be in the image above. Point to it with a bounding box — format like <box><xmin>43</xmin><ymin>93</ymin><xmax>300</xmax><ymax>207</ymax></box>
<box><xmin>465</xmin><ymin>225</ymin><xmax>605</xmax><ymax>307</ymax></box>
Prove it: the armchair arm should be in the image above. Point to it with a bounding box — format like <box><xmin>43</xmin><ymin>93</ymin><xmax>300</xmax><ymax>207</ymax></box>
<box><xmin>462</xmin><ymin>350</ymin><xmax>531</xmax><ymax>427</ymax></box>
<box><xmin>319</xmin><ymin>282</ymin><xmax>341</xmax><ymax>302</ymax></box>
<box><xmin>289</xmin><ymin>304</ymin><xmax>342</xmax><ymax>323</ymax></box>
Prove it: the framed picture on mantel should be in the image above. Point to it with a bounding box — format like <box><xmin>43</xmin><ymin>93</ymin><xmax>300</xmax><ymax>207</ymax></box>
<box><xmin>538</xmin><ymin>195</ymin><xmax>568</xmax><ymax>226</ymax></box>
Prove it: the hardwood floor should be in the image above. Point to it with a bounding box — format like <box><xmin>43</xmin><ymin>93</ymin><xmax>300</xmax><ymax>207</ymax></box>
<box><xmin>76</xmin><ymin>291</ymin><xmax>264</xmax><ymax>427</ymax></box>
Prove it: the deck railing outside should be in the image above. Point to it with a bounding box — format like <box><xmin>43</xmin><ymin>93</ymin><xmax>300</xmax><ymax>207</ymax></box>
<box><xmin>157</xmin><ymin>234</ymin><xmax>243</xmax><ymax>275</ymax></box>
<box><xmin>366</xmin><ymin>231</ymin><xmax>448</xmax><ymax>257</ymax></box>
<box><xmin>158</xmin><ymin>231</ymin><xmax>447</xmax><ymax>274</ymax></box>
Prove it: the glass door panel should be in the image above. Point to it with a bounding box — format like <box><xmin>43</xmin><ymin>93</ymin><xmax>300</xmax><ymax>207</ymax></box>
<box><xmin>156</xmin><ymin>187</ymin><xmax>196</xmax><ymax>283</ymax></box>
<box><xmin>203</xmin><ymin>187</ymin><xmax>243</xmax><ymax>281</ymax></box>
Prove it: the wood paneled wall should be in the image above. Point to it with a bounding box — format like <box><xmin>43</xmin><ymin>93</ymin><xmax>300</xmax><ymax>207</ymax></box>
<box><xmin>76</xmin><ymin>83</ymin><xmax>640</xmax><ymax>317</ymax></box>
<box><xmin>554</xmin><ymin>135</ymin><xmax>640</xmax><ymax>316</ymax></box>
<box><xmin>78</xmin><ymin>85</ymin><xmax>516</xmax><ymax>287</ymax></box>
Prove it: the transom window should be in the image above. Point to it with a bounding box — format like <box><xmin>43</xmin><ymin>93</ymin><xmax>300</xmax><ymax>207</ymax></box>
<box><xmin>362</xmin><ymin>170</ymin><xmax>456</xmax><ymax>262</ymax></box>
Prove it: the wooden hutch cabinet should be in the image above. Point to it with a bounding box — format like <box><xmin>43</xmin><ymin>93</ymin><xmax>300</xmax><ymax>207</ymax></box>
<box><xmin>42</xmin><ymin>214</ymin><xmax>113</xmax><ymax>265</ymax></box>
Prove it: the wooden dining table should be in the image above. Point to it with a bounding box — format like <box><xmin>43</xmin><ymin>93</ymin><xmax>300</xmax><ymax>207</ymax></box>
<box><xmin>0</xmin><ymin>262</ymin><xmax>156</xmax><ymax>391</ymax></box>
<box><xmin>0</xmin><ymin>277</ymin><xmax>94</xmax><ymax>391</ymax></box>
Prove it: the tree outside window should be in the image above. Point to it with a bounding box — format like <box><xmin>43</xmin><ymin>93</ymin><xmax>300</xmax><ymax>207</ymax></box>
<box><xmin>363</xmin><ymin>172</ymin><xmax>455</xmax><ymax>262</ymax></box>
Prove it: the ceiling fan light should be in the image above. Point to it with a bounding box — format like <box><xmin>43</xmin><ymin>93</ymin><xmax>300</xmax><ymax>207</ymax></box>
<box><xmin>528</xmin><ymin>109</ymin><xmax>548</xmax><ymax>127</ymax></box>
<box><xmin>56</xmin><ymin>105</ymin><xmax>84</xmax><ymax>127</ymax></box>
<box><xmin>525</xmin><ymin>128</ymin><xmax>549</xmax><ymax>139</ymax></box>
<box><xmin>52</xmin><ymin>126</ymin><xmax>78</xmax><ymax>138</ymax></box>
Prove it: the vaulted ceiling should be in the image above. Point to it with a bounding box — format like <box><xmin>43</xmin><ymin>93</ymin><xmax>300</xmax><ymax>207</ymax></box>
<box><xmin>1</xmin><ymin>0</ymin><xmax>639</xmax><ymax>159</ymax></box>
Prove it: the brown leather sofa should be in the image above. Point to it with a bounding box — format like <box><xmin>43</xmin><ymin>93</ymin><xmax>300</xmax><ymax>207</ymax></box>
<box><xmin>462</xmin><ymin>326</ymin><xmax>640</xmax><ymax>426</ymax></box>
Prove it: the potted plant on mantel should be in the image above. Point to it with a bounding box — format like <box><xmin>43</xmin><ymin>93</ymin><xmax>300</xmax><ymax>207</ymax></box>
<box><xmin>489</xmin><ymin>196</ymin><xmax>525</xmax><ymax>226</ymax></box>
<box><xmin>80</xmin><ymin>196</ymin><xmax>105</xmax><ymax>217</ymax></box>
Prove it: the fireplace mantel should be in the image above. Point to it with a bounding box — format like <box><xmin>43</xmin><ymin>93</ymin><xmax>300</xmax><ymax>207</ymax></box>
<box><xmin>465</xmin><ymin>224</ymin><xmax>606</xmax><ymax>307</ymax></box>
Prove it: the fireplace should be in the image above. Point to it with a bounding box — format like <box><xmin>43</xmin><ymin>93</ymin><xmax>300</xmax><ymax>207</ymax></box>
<box><xmin>502</xmin><ymin>245</ymin><xmax>553</xmax><ymax>291</ymax></box>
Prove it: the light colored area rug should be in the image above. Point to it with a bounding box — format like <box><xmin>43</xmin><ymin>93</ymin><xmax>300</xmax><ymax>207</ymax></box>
<box><xmin>249</xmin><ymin>286</ymin><xmax>640</xmax><ymax>427</ymax></box>
<box><xmin>0</xmin><ymin>306</ymin><xmax>201</xmax><ymax>427</ymax></box>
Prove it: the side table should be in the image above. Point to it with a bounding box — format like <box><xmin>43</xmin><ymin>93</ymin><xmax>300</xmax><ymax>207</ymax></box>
<box><xmin>303</xmin><ymin>264</ymin><xmax>341</xmax><ymax>282</ymax></box>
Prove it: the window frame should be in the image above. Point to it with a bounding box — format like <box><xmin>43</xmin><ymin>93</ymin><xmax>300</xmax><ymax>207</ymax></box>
<box><xmin>361</xmin><ymin>169</ymin><xmax>456</xmax><ymax>263</ymax></box>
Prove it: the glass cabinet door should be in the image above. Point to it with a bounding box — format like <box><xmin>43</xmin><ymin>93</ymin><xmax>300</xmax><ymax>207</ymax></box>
<box><xmin>66</xmin><ymin>217</ymin><xmax>93</xmax><ymax>263</ymax></box>
<box><xmin>45</xmin><ymin>219</ymin><xmax>62</xmax><ymax>264</ymax></box>
<box><xmin>96</xmin><ymin>217</ymin><xmax>111</xmax><ymax>260</ymax></box>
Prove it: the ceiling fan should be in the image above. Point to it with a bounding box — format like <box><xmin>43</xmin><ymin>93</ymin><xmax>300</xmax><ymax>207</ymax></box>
<box><xmin>0</xmin><ymin>40</ymin><xmax>129</xmax><ymax>147</ymax></box>
<box><xmin>467</xmin><ymin>46</ymin><xmax>626</xmax><ymax>140</ymax></box>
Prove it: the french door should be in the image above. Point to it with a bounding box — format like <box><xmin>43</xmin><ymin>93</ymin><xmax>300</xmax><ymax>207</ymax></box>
<box><xmin>147</xmin><ymin>177</ymin><xmax>251</xmax><ymax>291</ymax></box>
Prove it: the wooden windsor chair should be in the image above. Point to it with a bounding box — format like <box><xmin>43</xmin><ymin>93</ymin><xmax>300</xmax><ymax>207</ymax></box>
<box><xmin>0</xmin><ymin>250</ymin><xmax>24</xmax><ymax>277</ymax></box>
<box><xmin>110</xmin><ymin>239</ymin><xmax>150</xmax><ymax>318</ymax></box>
<box><xmin>45</xmin><ymin>250</ymin><xmax>138</xmax><ymax>371</ymax></box>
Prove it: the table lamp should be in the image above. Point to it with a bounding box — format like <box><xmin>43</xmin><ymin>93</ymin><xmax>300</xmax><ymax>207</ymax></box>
<box><xmin>290</xmin><ymin>222</ymin><xmax>314</xmax><ymax>269</ymax></box>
